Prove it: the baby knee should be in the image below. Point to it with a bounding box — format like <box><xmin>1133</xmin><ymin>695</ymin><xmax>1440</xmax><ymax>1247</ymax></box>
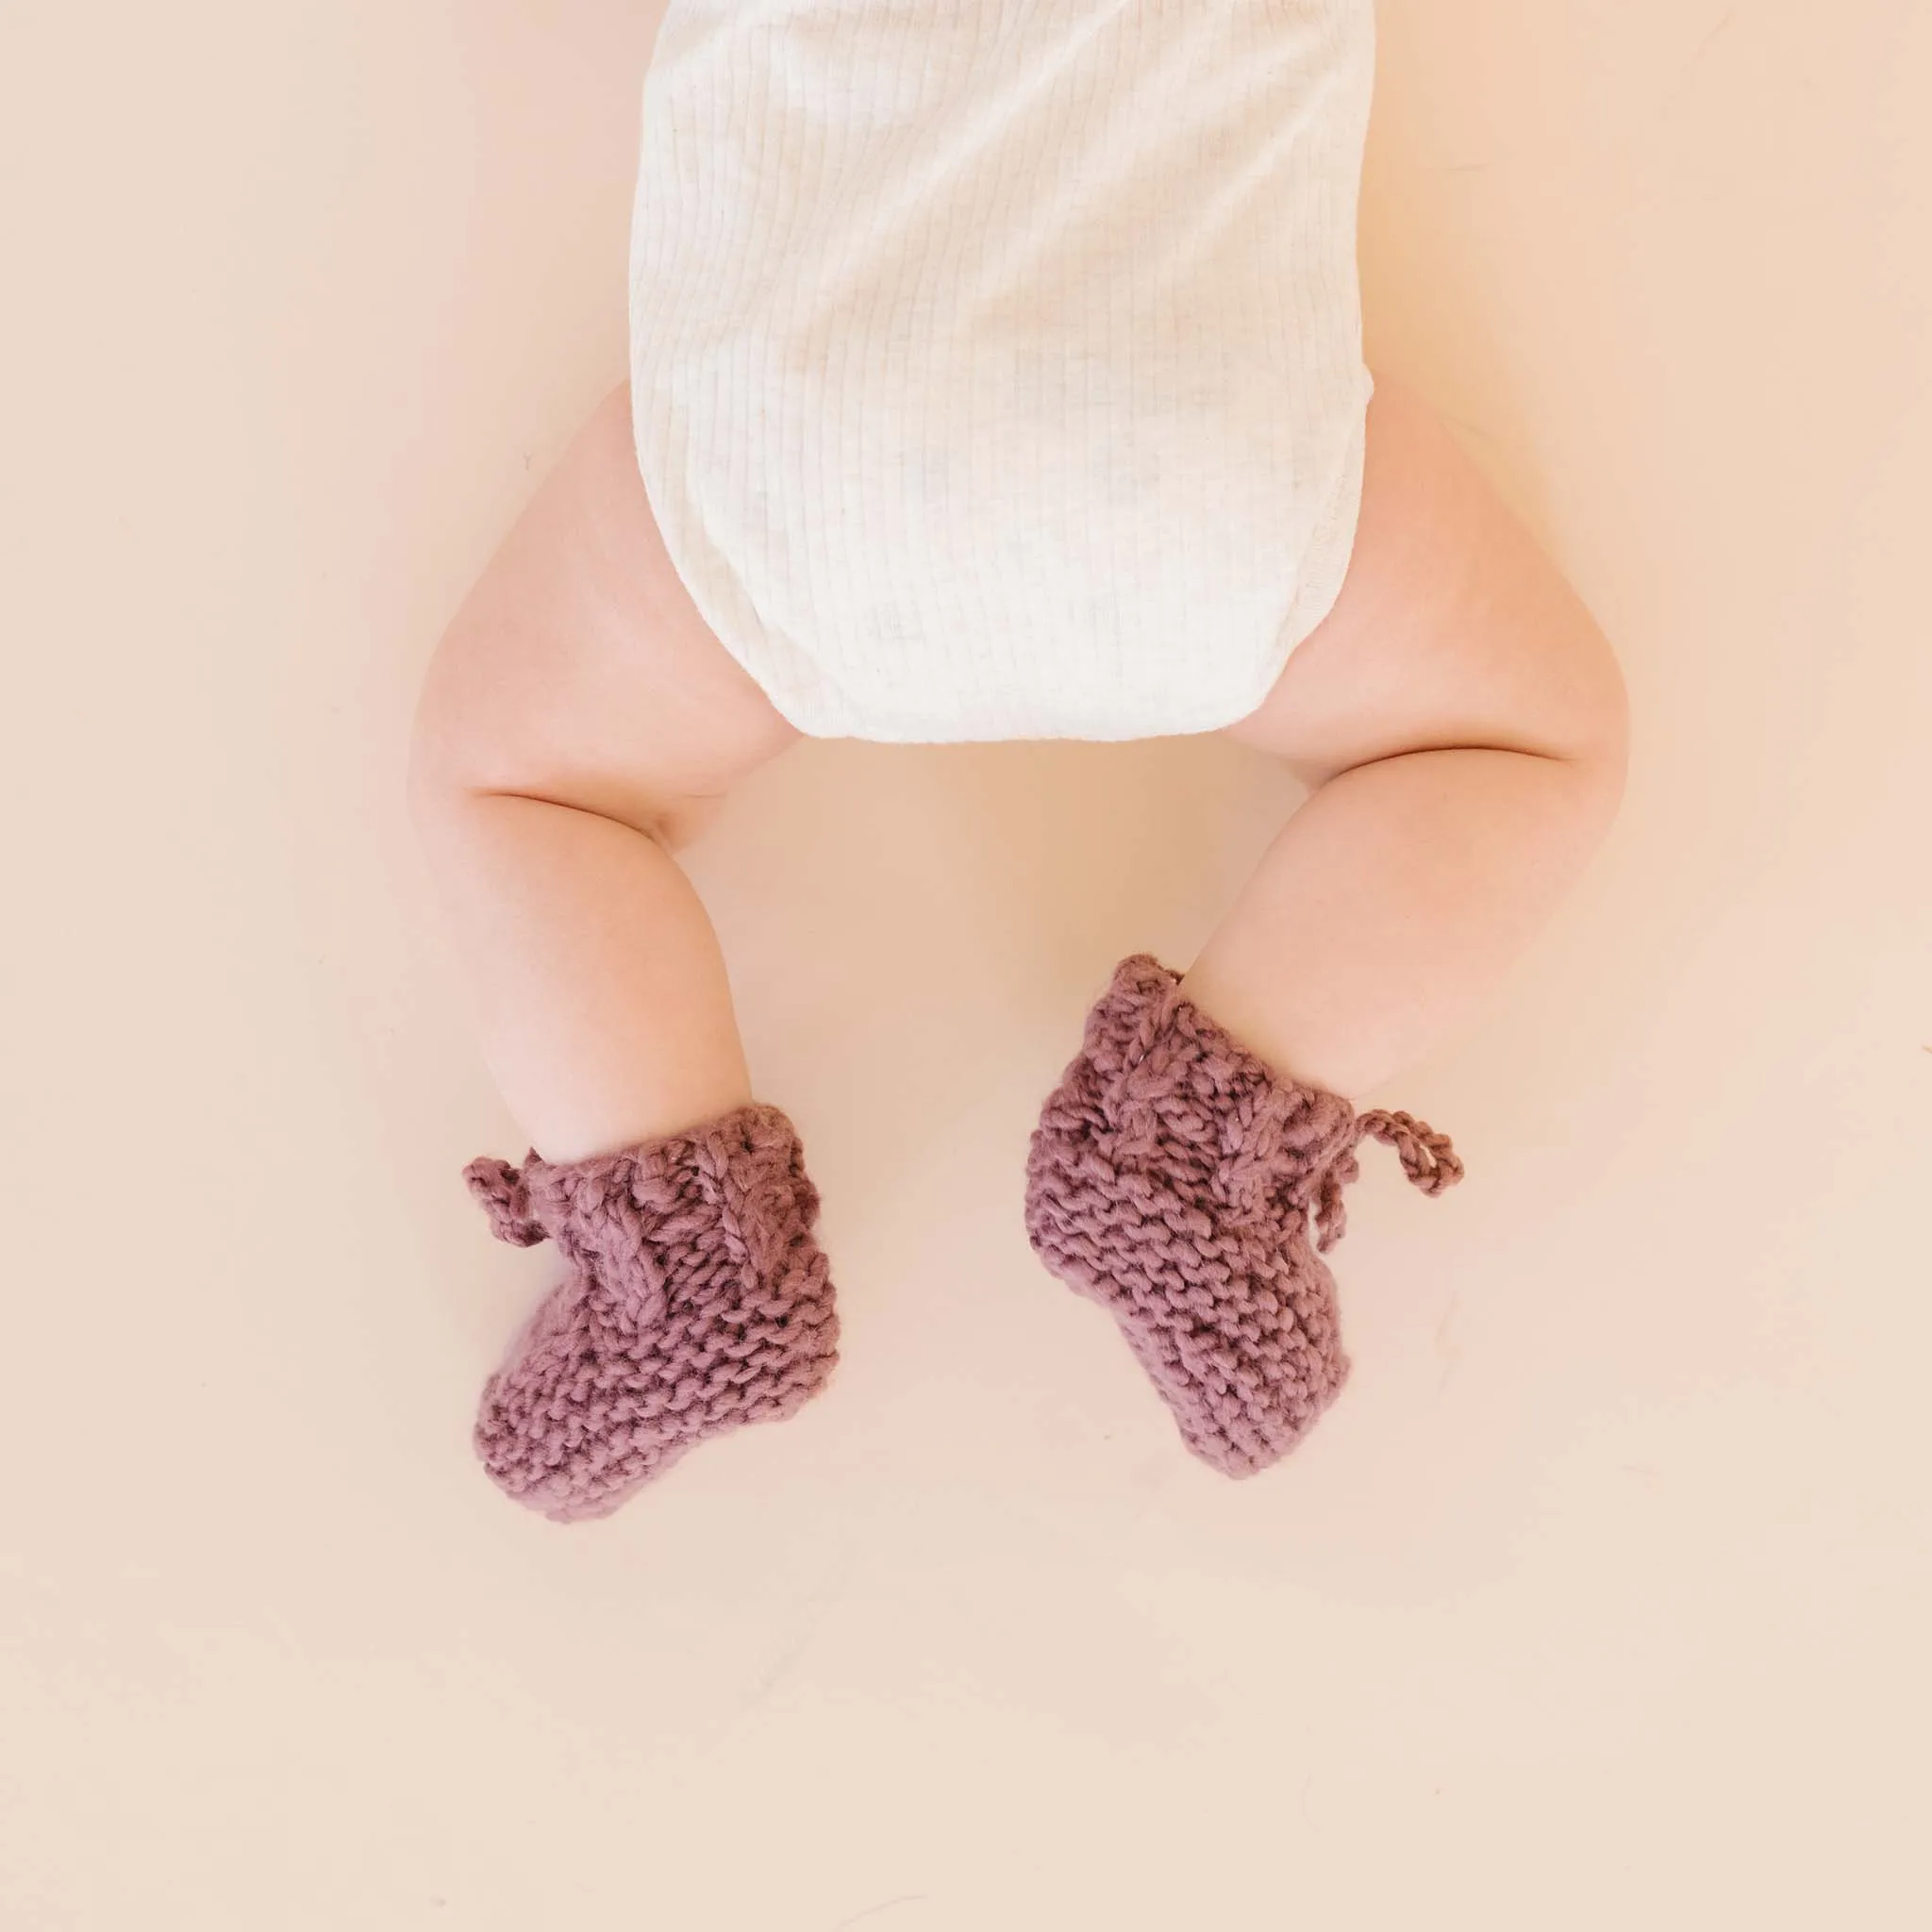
<box><xmin>406</xmin><ymin>621</ymin><xmax>491</xmax><ymax>833</ymax></box>
<box><xmin>407</xmin><ymin>621</ymin><xmax>705</xmax><ymax>854</ymax></box>
<box><xmin>1560</xmin><ymin>602</ymin><xmax>1631</xmax><ymax>794</ymax></box>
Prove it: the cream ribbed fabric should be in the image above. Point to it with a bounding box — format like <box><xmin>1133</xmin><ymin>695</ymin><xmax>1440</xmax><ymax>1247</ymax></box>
<box><xmin>629</xmin><ymin>0</ymin><xmax>1375</xmax><ymax>742</ymax></box>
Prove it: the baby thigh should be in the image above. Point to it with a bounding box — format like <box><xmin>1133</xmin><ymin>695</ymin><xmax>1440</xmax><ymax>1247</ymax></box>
<box><xmin>408</xmin><ymin>386</ymin><xmax>798</xmax><ymax>1160</ymax></box>
<box><xmin>1188</xmin><ymin>378</ymin><xmax>1630</xmax><ymax>1099</ymax></box>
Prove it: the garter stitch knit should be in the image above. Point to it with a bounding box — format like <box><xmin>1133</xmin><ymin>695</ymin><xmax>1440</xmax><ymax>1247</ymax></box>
<box><xmin>463</xmin><ymin>1104</ymin><xmax>838</xmax><ymax>1523</ymax></box>
<box><xmin>1024</xmin><ymin>957</ymin><xmax>1461</xmax><ymax>1476</ymax></box>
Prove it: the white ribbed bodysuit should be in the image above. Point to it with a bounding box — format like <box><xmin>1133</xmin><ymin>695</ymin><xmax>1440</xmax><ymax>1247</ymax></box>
<box><xmin>628</xmin><ymin>1</ymin><xmax>1375</xmax><ymax>742</ymax></box>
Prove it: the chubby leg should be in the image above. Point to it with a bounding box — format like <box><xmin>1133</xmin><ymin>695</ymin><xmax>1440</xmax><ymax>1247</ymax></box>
<box><xmin>409</xmin><ymin>386</ymin><xmax>797</xmax><ymax>1164</ymax></box>
<box><xmin>1025</xmin><ymin>379</ymin><xmax>1626</xmax><ymax>1476</ymax></box>
<box><xmin>1186</xmin><ymin>378</ymin><xmax>1630</xmax><ymax>1101</ymax></box>
<box><xmin>409</xmin><ymin>390</ymin><xmax>836</xmax><ymax>1523</ymax></box>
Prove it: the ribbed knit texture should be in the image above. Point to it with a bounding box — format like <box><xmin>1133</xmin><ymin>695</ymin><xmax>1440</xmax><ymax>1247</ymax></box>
<box><xmin>630</xmin><ymin>0</ymin><xmax>1376</xmax><ymax>742</ymax></box>
<box><xmin>463</xmin><ymin>1105</ymin><xmax>838</xmax><ymax>1523</ymax></box>
<box><xmin>1025</xmin><ymin>956</ymin><xmax>1461</xmax><ymax>1475</ymax></box>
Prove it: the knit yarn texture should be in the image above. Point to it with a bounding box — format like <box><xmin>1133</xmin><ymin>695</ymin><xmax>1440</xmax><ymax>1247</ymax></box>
<box><xmin>463</xmin><ymin>1104</ymin><xmax>838</xmax><ymax>1523</ymax></box>
<box><xmin>1025</xmin><ymin>956</ymin><xmax>1461</xmax><ymax>1476</ymax></box>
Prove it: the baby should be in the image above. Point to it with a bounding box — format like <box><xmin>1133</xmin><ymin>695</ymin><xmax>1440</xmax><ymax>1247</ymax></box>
<box><xmin>410</xmin><ymin>1</ymin><xmax>1628</xmax><ymax>1521</ymax></box>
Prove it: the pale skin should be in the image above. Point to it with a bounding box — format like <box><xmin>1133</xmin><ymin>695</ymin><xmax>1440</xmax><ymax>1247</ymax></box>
<box><xmin>409</xmin><ymin>377</ymin><xmax>1628</xmax><ymax>1166</ymax></box>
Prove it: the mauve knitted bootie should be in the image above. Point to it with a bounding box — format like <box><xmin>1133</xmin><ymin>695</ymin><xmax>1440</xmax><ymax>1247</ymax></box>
<box><xmin>463</xmin><ymin>1103</ymin><xmax>838</xmax><ymax>1522</ymax></box>
<box><xmin>1025</xmin><ymin>956</ymin><xmax>1461</xmax><ymax>1477</ymax></box>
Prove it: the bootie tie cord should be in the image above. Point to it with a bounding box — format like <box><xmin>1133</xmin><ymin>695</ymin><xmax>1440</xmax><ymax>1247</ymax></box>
<box><xmin>463</xmin><ymin>1155</ymin><xmax>550</xmax><ymax>1248</ymax></box>
<box><xmin>1312</xmin><ymin>1110</ymin><xmax>1464</xmax><ymax>1254</ymax></box>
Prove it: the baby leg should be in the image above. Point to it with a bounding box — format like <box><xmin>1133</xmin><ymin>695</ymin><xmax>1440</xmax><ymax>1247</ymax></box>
<box><xmin>409</xmin><ymin>389</ymin><xmax>836</xmax><ymax>1521</ymax></box>
<box><xmin>409</xmin><ymin>386</ymin><xmax>796</xmax><ymax>1164</ymax></box>
<box><xmin>1025</xmin><ymin>379</ymin><xmax>1626</xmax><ymax>1475</ymax></box>
<box><xmin>1188</xmin><ymin>378</ymin><xmax>1630</xmax><ymax>1101</ymax></box>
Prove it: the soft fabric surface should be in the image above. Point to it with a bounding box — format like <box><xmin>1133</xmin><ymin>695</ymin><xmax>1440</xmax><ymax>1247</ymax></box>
<box><xmin>630</xmin><ymin>0</ymin><xmax>1376</xmax><ymax>741</ymax></box>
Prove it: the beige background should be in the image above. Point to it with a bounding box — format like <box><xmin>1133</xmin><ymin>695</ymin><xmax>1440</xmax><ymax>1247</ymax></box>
<box><xmin>4</xmin><ymin>2</ymin><xmax>1928</xmax><ymax>1926</ymax></box>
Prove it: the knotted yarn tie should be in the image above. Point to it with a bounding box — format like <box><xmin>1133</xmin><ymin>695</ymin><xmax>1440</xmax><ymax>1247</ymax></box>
<box><xmin>1313</xmin><ymin>1109</ymin><xmax>1463</xmax><ymax>1253</ymax></box>
<box><xmin>463</xmin><ymin>1156</ymin><xmax>549</xmax><ymax>1248</ymax></box>
<box><xmin>1359</xmin><ymin>1109</ymin><xmax>1464</xmax><ymax>1196</ymax></box>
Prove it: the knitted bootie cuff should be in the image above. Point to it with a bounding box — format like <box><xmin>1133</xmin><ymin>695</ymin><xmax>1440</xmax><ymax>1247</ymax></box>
<box><xmin>1024</xmin><ymin>956</ymin><xmax>1460</xmax><ymax>1476</ymax></box>
<box><xmin>463</xmin><ymin>1103</ymin><xmax>838</xmax><ymax>1522</ymax></box>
